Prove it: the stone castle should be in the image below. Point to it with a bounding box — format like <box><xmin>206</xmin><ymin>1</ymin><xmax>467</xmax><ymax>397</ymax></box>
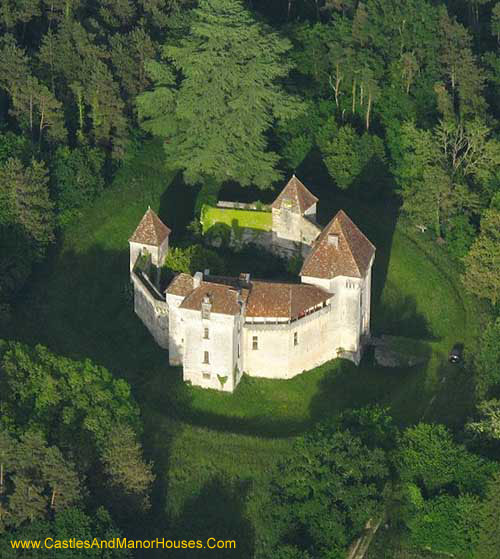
<box><xmin>129</xmin><ymin>176</ymin><xmax>375</xmax><ymax>392</ymax></box>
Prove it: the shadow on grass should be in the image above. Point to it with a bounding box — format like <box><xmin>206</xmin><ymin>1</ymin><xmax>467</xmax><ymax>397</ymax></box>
<box><xmin>160</xmin><ymin>476</ymin><xmax>255</xmax><ymax>559</ymax></box>
<box><xmin>308</xmin><ymin>347</ymin><xmax>433</xmax><ymax>428</ymax></box>
<box><xmin>159</xmin><ymin>172</ymin><xmax>198</xmax><ymax>241</ymax></box>
<box><xmin>374</xmin><ymin>288</ymin><xmax>436</xmax><ymax>340</ymax></box>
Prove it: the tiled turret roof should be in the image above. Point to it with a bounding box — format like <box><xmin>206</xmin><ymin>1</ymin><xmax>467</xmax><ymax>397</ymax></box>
<box><xmin>129</xmin><ymin>207</ymin><xmax>171</xmax><ymax>246</ymax></box>
<box><xmin>271</xmin><ymin>175</ymin><xmax>318</xmax><ymax>215</ymax></box>
<box><xmin>300</xmin><ymin>210</ymin><xmax>375</xmax><ymax>279</ymax></box>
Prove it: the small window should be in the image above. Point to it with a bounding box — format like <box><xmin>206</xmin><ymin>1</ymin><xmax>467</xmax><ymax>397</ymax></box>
<box><xmin>294</xmin><ymin>332</ymin><xmax>298</xmax><ymax>346</ymax></box>
<box><xmin>203</xmin><ymin>351</ymin><xmax>209</xmax><ymax>364</ymax></box>
<box><xmin>202</xmin><ymin>373</ymin><xmax>211</xmax><ymax>380</ymax></box>
<box><xmin>203</xmin><ymin>327</ymin><xmax>209</xmax><ymax>339</ymax></box>
<box><xmin>252</xmin><ymin>336</ymin><xmax>258</xmax><ymax>350</ymax></box>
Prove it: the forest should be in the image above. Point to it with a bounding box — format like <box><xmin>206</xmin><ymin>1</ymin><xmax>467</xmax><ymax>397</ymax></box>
<box><xmin>0</xmin><ymin>0</ymin><xmax>499</xmax><ymax>558</ymax></box>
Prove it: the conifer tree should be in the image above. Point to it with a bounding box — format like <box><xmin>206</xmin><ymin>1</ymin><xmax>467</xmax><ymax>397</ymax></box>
<box><xmin>138</xmin><ymin>0</ymin><xmax>303</xmax><ymax>189</ymax></box>
<box><xmin>101</xmin><ymin>424</ymin><xmax>154</xmax><ymax>509</ymax></box>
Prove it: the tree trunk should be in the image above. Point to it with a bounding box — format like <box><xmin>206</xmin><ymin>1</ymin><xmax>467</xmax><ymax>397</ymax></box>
<box><xmin>50</xmin><ymin>487</ymin><xmax>56</xmax><ymax>509</ymax></box>
<box><xmin>365</xmin><ymin>93</ymin><xmax>371</xmax><ymax>130</ymax></box>
<box><xmin>352</xmin><ymin>80</ymin><xmax>356</xmax><ymax>113</ymax></box>
<box><xmin>0</xmin><ymin>463</ymin><xmax>3</xmax><ymax>493</ymax></box>
<box><xmin>39</xmin><ymin>109</ymin><xmax>45</xmax><ymax>147</ymax></box>
<box><xmin>29</xmin><ymin>93</ymin><xmax>33</xmax><ymax>143</ymax></box>
<box><xmin>287</xmin><ymin>0</ymin><xmax>292</xmax><ymax>20</ymax></box>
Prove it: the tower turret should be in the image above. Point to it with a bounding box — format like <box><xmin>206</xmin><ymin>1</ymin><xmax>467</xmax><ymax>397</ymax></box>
<box><xmin>129</xmin><ymin>207</ymin><xmax>171</xmax><ymax>284</ymax></box>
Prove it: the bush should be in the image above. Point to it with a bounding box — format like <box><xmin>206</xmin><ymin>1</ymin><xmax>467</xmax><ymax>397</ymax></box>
<box><xmin>165</xmin><ymin>244</ymin><xmax>226</xmax><ymax>275</ymax></box>
<box><xmin>52</xmin><ymin>146</ymin><xmax>105</xmax><ymax>226</ymax></box>
<box><xmin>407</xmin><ymin>495</ymin><xmax>482</xmax><ymax>557</ymax></box>
<box><xmin>444</xmin><ymin>215</ymin><xmax>476</xmax><ymax>259</ymax></box>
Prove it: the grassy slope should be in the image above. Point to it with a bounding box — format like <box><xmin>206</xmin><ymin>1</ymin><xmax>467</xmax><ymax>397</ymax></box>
<box><xmin>201</xmin><ymin>205</ymin><xmax>272</xmax><ymax>232</ymax></box>
<box><xmin>4</xmin><ymin>139</ymin><xmax>484</xmax><ymax>557</ymax></box>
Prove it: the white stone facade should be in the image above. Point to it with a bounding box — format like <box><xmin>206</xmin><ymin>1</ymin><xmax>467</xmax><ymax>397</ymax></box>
<box><xmin>129</xmin><ymin>178</ymin><xmax>375</xmax><ymax>392</ymax></box>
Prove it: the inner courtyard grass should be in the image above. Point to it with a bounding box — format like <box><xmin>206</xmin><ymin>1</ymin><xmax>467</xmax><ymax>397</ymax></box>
<box><xmin>201</xmin><ymin>205</ymin><xmax>272</xmax><ymax>232</ymax></box>
<box><xmin>4</xmin><ymin>138</ymin><xmax>485</xmax><ymax>557</ymax></box>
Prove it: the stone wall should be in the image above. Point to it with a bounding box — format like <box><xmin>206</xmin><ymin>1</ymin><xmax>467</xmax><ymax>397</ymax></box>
<box><xmin>242</xmin><ymin>305</ymin><xmax>340</xmax><ymax>379</ymax></box>
<box><xmin>181</xmin><ymin>308</ymin><xmax>240</xmax><ymax>392</ymax></box>
<box><xmin>131</xmin><ymin>272</ymin><xmax>169</xmax><ymax>349</ymax></box>
<box><xmin>271</xmin><ymin>207</ymin><xmax>321</xmax><ymax>245</ymax></box>
<box><xmin>217</xmin><ymin>201</ymin><xmax>271</xmax><ymax>211</ymax></box>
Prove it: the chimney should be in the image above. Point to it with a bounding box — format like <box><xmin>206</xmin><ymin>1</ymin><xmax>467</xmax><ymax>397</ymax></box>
<box><xmin>239</xmin><ymin>272</ymin><xmax>251</xmax><ymax>284</ymax></box>
<box><xmin>193</xmin><ymin>271</ymin><xmax>203</xmax><ymax>289</ymax></box>
<box><xmin>204</xmin><ymin>269</ymin><xmax>210</xmax><ymax>277</ymax></box>
<box><xmin>328</xmin><ymin>233</ymin><xmax>339</xmax><ymax>248</ymax></box>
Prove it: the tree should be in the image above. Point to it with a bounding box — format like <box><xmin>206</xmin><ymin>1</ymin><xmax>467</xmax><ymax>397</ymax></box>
<box><xmin>0</xmin><ymin>342</ymin><xmax>141</xmax><ymax>463</ymax></box>
<box><xmin>0</xmin><ymin>430</ymin><xmax>81</xmax><ymax>529</ymax></box>
<box><xmin>269</xmin><ymin>424</ymin><xmax>389</xmax><ymax>558</ymax></box>
<box><xmin>492</xmin><ymin>3</ymin><xmax>500</xmax><ymax>44</ymax></box>
<box><xmin>101</xmin><ymin>424</ymin><xmax>154</xmax><ymax>509</ymax></box>
<box><xmin>165</xmin><ymin>245</ymin><xmax>225</xmax><ymax>275</ymax></box>
<box><xmin>0</xmin><ymin>158</ymin><xmax>54</xmax><ymax>256</ymax></box>
<box><xmin>474</xmin><ymin>473</ymin><xmax>500</xmax><ymax>559</ymax></box>
<box><xmin>110</xmin><ymin>24</ymin><xmax>159</xmax><ymax>106</ymax></box>
<box><xmin>439</xmin><ymin>11</ymin><xmax>485</xmax><ymax>118</ymax></box>
<box><xmin>463</xmin><ymin>209</ymin><xmax>500</xmax><ymax>305</ymax></box>
<box><xmin>407</xmin><ymin>494</ymin><xmax>482</xmax><ymax>557</ymax></box>
<box><xmin>467</xmin><ymin>399</ymin><xmax>500</xmax><ymax>442</ymax></box>
<box><xmin>395</xmin><ymin>119</ymin><xmax>498</xmax><ymax>237</ymax></box>
<box><xmin>395</xmin><ymin>423</ymin><xmax>495</xmax><ymax>496</ymax></box>
<box><xmin>138</xmin><ymin>0</ymin><xmax>303</xmax><ymax>189</ymax></box>
<box><xmin>321</xmin><ymin>125</ymin><xmax>386</xmax><ymax>190</ymax></box>
<box><xmin>470</xmin><ymin>317</ymin><xmax>500</xmax><ymax>399</ymax></box>
<box><xmin>0</xmin><ymin>37</ymin><xmax>66</xmax><ymax>147</ymax></box>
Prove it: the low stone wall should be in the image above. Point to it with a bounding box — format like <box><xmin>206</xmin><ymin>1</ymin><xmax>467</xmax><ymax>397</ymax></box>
<box><xmin>131</xmin><ymin>272</ymin><xmax>169</xmax><ymax>349</ymax></box>
<box><xmin>217</xmin><ymin>201</ymin><xmax>271</xmax><ymax>211</ymax></box>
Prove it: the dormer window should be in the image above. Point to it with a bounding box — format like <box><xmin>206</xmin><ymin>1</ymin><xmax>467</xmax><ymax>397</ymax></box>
<box><xmin>328</xmin><ymin>234</ymin><xmax>339</xmax><ymax>248</ymax></box>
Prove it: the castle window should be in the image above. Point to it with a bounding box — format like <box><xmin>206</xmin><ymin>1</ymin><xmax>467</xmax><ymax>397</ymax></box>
<box><xmin>294</xmin><ymin>332</ymin><xmax>298</xmax><ymax>346</ymax></box>
<box><xmin>202</xmin><ymin>306</ymin><xmax>210</xmax><ymax>320</ymax></box>
<box><xmin>252</xmin><ymin>336</ymin><xmax>258</xmax><ymax>350</ymax></box>
<box><xmin>203</xmin><ymin>351</ymin><xmax>210</xmax><ymax>364</ymax></box>
<box><xmin>203</xmin><ymin>327</ymin><xmax>209</xmax><ymax>339</ymax></box>
<box><xmin>202</xmin><ymin>373</ymin><xmax>211</xmax><ymax>380</ymax></box>
<box><xmin>201</xmin><ymin>295</ymin><xmax>211</xmax><ymax>319</ymax></box>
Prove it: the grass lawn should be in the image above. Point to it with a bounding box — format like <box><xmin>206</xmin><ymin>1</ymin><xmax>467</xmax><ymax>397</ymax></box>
<box><xmin>201</xmin><ymin>205</ymin><xmax>272</xmax><ymax>233</ymax></box>
<box><xmin>4</xmin><ymin>138</ymin><xmax>485</xmax><ymax>558</ymax></box>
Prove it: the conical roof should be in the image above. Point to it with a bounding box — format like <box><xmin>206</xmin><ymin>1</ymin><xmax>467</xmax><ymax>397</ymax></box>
<box><xmin>129</xmin><ymin>207</ymin><xmax>171</xmax><ymax>246</ymax></box>
<box><xmin>271</xmin><ymin>175</ymin><xmax>318</xmax><ymax>215</ymax></box>
<box><xmin>300</xmin><ymin>210</ymin><xmax>375</xmax><ymax>279</ymax></box>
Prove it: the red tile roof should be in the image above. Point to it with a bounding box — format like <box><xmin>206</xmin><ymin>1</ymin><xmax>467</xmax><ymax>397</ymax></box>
<box><xmin>180</xmin><ymin>281</ymin><xmax>249</xmax><ymax>316</ymax></box>
<box><xmin>129</xmin><ymin>208</ymin><xmax>171</xmax><ymax>246</ymax></box>
<box><xmin>271</xmin><ymin>175</ymin><xmax>318</xmax><ymax>214</ymax></box>
<box><xmin>300</xmin><ymin>210</ymin><xmax>375</xmax><ymax>279</ymax></box>
<box><xmin>165</xmin><ymin>273</ymin><xmax>194</xmax><ymax>296</ymax></box>
<box><xmin>246</xmin><ymin>280</ymin><xmax>331</xmax><ymax>319</ymax></box>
